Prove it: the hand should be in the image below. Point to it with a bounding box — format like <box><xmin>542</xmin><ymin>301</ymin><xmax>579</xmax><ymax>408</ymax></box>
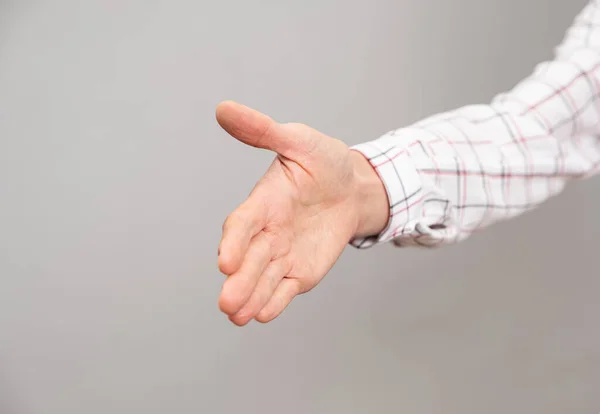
<box><xmin>216</xmin><ymin>101</ymin><xmax>389</xmax><ymax>325</ymax></box>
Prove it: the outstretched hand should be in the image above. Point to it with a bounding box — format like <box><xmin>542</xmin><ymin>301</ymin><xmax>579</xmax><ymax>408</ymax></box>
<box><xmin>216</xmin><ymin>101</ymin><xmax>388</xmax><ymax>326</ymax></box>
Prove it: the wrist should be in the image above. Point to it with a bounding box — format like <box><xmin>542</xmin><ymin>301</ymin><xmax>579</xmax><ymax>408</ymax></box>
<box><xmin>349</xmin><ymin>149</ymin><xmax>390</xmax><ymax>239</ymax></box>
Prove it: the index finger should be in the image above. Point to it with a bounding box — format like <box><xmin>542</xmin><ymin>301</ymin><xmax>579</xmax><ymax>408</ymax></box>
<box><xmin>218</xmin><ymin>198</ymin><xmax>267</xmax><ymax>276</ymax></box>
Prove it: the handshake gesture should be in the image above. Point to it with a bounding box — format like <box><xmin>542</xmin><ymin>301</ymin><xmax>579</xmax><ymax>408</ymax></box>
<box><xmin>215</xmin><ymin>101</ymin><xmax>389</xmax><ymax>326</ymax></box>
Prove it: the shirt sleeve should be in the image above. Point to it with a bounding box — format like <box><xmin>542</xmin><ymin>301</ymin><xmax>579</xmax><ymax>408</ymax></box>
<box><xmin>350</xmin><ymin>0</ymin><xmax>600</xmax><ymax>249</ymax></box>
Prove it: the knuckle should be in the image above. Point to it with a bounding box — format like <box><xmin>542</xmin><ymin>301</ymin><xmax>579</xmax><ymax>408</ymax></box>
<box><xmin>222</xmin><ymin>211</ymin><xmax>245</xmax><ymax>231</ymax></box>
<box><xmin>222</xmin><ymin>214</ymin><xmax>234</xmax><ymax>231</ymax></box>
<box><xmin>248</xmin><ymin>295</ymin><xmax>267</xmax><ymax>316</ymax></box>
<box><xmin>283</xmin><ymin>122</ymin><xmax>306</xmax><ymax>130</ymax></box>
<box><xmin>283</xmin><ymin>123</ymin><xmax>318</xmax><ymax>156</ymax></box>
<box><xmin>224</xmin><ymin>199</ymin><xmax>264</xmax><ymax>233</ymax></box>
<box><xmin>254</xmin><ymin>121</ymin><xmax>273</xmax><ymax>149</ymax></box>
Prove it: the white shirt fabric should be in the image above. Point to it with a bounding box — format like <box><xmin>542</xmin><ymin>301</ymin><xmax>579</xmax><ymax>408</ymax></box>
<box><xmin>351</xmin><ymin>0</ymin><xmax>600</xmax><ymax>248</ymax></box>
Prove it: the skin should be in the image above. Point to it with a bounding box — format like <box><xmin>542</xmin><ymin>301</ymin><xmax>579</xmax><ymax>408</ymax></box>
<box><xmin>216</xmin><ymin>101</ymin><xmax>389</xmax><ymax>326</ymax></box>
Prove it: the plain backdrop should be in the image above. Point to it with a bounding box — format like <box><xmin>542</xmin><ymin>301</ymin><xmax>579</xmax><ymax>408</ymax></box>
<box><xmin>0</xmin><ymin>0</ymin><xmax>598</xmax><ymax>413</ymax></box>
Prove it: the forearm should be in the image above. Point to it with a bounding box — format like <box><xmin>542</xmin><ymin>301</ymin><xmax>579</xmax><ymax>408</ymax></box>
<box><xmin>351</xmin><ymin>0</ymin><xmax>600</xmax><ymax>248</ymax></box>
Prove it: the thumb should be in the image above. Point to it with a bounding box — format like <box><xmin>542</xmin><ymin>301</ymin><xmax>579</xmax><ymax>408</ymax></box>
<box><xmin>216</xmin><ymin>101</ymin><xmax>308</xmax><ymax>158</ymax></box>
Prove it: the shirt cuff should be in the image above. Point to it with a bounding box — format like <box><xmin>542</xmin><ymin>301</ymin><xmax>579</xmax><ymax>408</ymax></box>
<box><xmin>349</xmin><ymin>139</ymin><xmax>424</xmax><ymax>248</ymax></box>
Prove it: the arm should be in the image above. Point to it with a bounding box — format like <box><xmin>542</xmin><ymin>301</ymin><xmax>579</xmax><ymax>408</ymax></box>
<box><xmin>214</xmin><ymin>2</ymin><xmax>599</xmax><ymax>325</ymax></box>
<box><xmin>351</xmin><ymin>0</ymin><xmax>600</xmax><ymax>248</ymax></box>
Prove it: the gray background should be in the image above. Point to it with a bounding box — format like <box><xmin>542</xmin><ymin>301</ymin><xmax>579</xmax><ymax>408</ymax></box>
<box><xmin>0</xmin><ymin>0</ymin><xmax>598</xmax><ymax>413</ymax></box>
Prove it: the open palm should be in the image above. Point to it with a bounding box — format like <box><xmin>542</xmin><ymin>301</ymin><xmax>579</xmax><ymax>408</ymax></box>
<box><xmin>216</xmin><ymin>101</ymin><xmax>387</xmax><ymax>326</ymax></box>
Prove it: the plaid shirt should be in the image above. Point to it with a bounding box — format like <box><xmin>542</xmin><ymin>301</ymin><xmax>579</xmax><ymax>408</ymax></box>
<box><xmin>351</xmin><ymin>0</ymin><xmax>600</xmax><ymax>248</ymax></box>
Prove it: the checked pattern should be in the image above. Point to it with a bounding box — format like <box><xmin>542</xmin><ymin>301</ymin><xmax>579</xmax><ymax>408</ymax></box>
<box><xmin>351</xmin><ymin>0</ymin><xmax>600</xmax><ymax>248</ymax></box>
